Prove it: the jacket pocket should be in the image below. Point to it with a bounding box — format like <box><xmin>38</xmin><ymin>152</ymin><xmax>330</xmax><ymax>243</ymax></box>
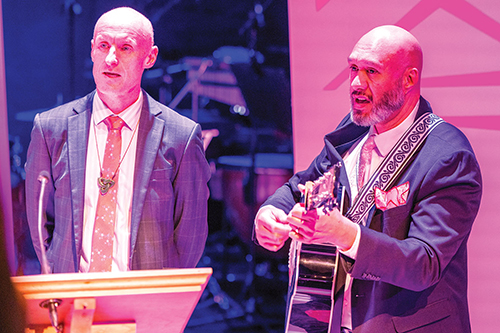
<box><xmin>377</xmin><ymin>204</ymin><xmax>412</xmax><ymax>239</ymax></box>
<box><xmin>392</xmin><ymin>298</ymin><xmax>453</xmax><ymax>332</ymax></box>
<box><xmin>150</xmin><ymin>167</ymin><xmax>173</xmax><ymax>182</ymax></box>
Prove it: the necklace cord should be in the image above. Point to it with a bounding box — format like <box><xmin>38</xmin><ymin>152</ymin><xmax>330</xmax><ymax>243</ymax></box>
<box><xmin>93</xmin><ymin>115</ymin><xmax>141</xmax><ymax>181</ymax></box>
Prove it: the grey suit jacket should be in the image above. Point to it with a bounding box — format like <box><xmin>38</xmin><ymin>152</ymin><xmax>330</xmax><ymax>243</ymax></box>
<box><xmin>25</xmin><ymin>90</ymin><xmax>211</xmax><ymax>273</ymax></box>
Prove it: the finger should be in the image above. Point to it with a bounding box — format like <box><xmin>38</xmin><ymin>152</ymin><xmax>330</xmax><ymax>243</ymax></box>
<box><xmin>297</xmin><ymin>183</ymin><xmax>306</xmax><ymax>195</ymax></box>
<box><xmin>297</xmin><ymin>226</ymin><xmax>314</xmax><ymax>239</ymax></box>
<box><xmin>259</xmin><ymin>238</ymin><xmax>286</xmax><ymax>252</ymax></box>
<box><xmin>261</xmin><ymin>231</ymin><xmax>289</xmax><ymax>245</ymax></box>
<box><xmin>291</xmin><ymin>223</ymin><xmax>315</xmax><ymax>241</ymax></box>
<box><xmin>273</xmin><ymin>208</ymin><xmax>289</xmax><ymax>224</ymax></box>
<box><xmin>266</xmin><ymin>243</ymin><xmax>285</xmax><ymax>252</ymax></box>
<box><xmin>289</xmin><ymin>229</ymin><xmax>303</xmax><ymax>241</ymax></box>
<box><xmin>256</xmin><ymin>222</ymin><xmax>290</xmax><ymax>243</ymax></box>
<box><xmin>289</xmin><ymin>207</ymin><xmax>316</xmax><ymax>223</ymax></box>
<box><xmin>286</xmin><ymin>214</ymin><xmax>303</xmax><ymax>228</ymax></box>
<box><xmin>256</xmin><ymin>216</ymin><xmax>291</xmax><ymax>235</ymax></box>
<box><xmin>290</xmin><ymin>229</ymin><xmax>315</xmax><ymax>244</ymax></box>
<box><xmin>289</xmin><ymin>228</ymin><xmax>313</xmax><ymax>242</ymax></box>
<box><xmin>264</xmin><ymin>223</ymin><xmax>292</xmax><ymax>238</ymax></box>
<box><xmin>287</xmin><ymin>213</ymin><xmax>316</xmax><ymax>232</ymax></box>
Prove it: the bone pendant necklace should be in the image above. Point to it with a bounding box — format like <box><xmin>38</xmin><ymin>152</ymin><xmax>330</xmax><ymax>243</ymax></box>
<box><xmin>94</xmin><ymin>116</ymin><xmax>140</xmax><ymax>195</ymax></box>
<box><xmin>98</xmin><ymin>176</ymin><xmax>115</xmax><ymax>195</ymax></box>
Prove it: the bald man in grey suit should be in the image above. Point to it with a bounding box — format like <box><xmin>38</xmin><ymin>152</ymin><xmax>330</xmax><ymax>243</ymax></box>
<box><xmin>25</xmin><ymin>7</ymin><xmax>210</xmax><ymax>273</ymax></box>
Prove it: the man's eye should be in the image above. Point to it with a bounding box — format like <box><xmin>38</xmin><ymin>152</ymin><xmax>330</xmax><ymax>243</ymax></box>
<box><xmin>350</xmin><ymin>66</ymin><xmax>358</xmax><ymax>72</ymax></box>
<box><xmin>121</xmin><ymin>45</ymin><xmax>132</xmax><ymax>52</ymax></box>
<box><xmin>367</xmin><ymin>69</ymin><xmax>377</xmax><ymax>74</ymax></box>
<box><xmin>99</xmin><ymin>43</ymin><xmax>109</xmax><ymax>49</ymax></box>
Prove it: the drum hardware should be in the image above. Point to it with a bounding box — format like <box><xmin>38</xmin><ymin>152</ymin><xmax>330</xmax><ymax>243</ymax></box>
<box><xmin>168</xmin><ymin>57</ymin><xmax>247</xmax><ymax>122</ymax></box>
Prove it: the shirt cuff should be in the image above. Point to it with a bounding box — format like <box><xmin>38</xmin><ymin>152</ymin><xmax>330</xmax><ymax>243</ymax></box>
<box><xmin>339</xmin><ymin>223</ymin><xmax>361</xmax><ymax>260</ymax></box>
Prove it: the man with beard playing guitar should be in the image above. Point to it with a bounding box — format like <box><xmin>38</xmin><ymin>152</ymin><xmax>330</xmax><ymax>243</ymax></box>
<box><xmin>253</xmin><ymin>25</ymin><xmax>482</xmax><ymax>333</ymax></box>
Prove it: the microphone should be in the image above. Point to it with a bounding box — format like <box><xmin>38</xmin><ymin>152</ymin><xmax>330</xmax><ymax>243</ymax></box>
<box><xmin>37</xmin><ymin>171</ymin><xmax>51</xmax><ymax>275</ymax></box>
<box><xmin>37</xmin><ymin>171</ymin><xmax>63</xmax><ymax>333</ymax></box>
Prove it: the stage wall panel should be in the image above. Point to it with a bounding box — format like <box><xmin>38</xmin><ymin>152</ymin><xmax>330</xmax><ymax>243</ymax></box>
<box><xmin>287</xmin><ymin>0</ymin><xmax>500</xmax><ymax>331</ymax></box>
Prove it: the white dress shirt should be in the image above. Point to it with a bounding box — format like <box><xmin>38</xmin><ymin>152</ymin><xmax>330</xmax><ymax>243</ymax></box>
<box><xmin>80</xmin><ymin>92</ymin><xmax>142</xmax><ymax>273</ymax></box>
<box><xmin>339</xmin><ymin>101</ymin><xmax>419</xmax><ymax>328</ymax></box>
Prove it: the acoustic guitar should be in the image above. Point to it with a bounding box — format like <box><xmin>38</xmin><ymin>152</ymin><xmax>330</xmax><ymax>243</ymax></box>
<box><xmin>285</xmin><ymin>162</ymin><xmax>344</xmax><ymax>333</ymax></box>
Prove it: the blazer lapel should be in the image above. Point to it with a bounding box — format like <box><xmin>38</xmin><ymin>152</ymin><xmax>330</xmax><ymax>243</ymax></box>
<box><xmin>129</xmin><ymin>92</ymin><xmax>165</xmax><ymax>260</ymax></box>
<box><xmin>324</xmin><ymin>121</ymin><xmax>369</xmax><ymax>208</ymax></box>
<box><xmin>67</xmin><ymin>93</ymin><xmax>93</xmax><ymax>255</ymax></box>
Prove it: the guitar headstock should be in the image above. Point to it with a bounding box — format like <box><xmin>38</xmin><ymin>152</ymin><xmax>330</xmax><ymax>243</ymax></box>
<box><xmin>303</xmin><ymin>162</ymin><xmax>342</xmax><ymax>213</ymax></box>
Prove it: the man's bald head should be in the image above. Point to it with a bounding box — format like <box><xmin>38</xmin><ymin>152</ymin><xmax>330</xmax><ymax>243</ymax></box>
<box><xmin>94</xmin><ymin>7</ymin><xmax>155</xmax><ymax>48</ymax></box>
<box><xmin>348</xmin><ymin>25</ymin><xmax>423</xmax><ymax>131</ymax></box>
<box><xmin>91</xmin><ymin>7</ymin><xmax>158</xmax><ymax>113</ymax></box>
<box><xmin>353</xmin><ymin>25</ymin><xmax>423</xmax><ymax>79</ymax></box>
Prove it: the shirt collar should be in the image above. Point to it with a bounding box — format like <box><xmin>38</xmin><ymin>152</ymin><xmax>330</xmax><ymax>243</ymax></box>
<box><xmin>370</xmin><ymin>100</ymin><xmax>420</xmax><ymax>157</ymax></box>
<box><xmin>92</xmin><ymin>91</ymin><xmax>143</xmax><ymax>130</ymax></box>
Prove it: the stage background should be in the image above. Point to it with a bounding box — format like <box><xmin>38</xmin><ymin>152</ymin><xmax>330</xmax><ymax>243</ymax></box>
<box><xmin>0</xmin><ymin>0</ymin><xmax>498</xmax><ymax>331</ymax></box>
<box><xmin>287</xmin><ymin>0</ymin><xmax>500</xmax><ymax>331</ymax></box>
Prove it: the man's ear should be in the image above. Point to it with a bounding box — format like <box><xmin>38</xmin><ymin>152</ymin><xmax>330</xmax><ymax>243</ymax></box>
<box><xmin>404</xmin><ymin>67</ymin><xmax>419</xmax><ymax>90</ymax></box>
<box><xmin>144</xmin><ymin>46</ymin><xmax>159</xmax><ymax>69</ymax></box>
<box><xmin>90</xmin><ymin>39</ymin><xmax>95</xmax><ymax>62</ymax></box>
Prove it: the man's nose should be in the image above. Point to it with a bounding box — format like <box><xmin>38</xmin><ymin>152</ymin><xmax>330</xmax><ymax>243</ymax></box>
<box><xmin>351</xmin><ymin>71</ymin><xmax>367</xmax><ymax>90</ymax></box>
<box><xmin>105</xmin><ymin>46</ymin><xmax>118</xmax><ymax>66</ymax></box>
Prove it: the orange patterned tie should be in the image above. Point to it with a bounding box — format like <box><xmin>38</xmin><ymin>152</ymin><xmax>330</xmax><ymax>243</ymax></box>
<box><xmin>90</xmin><ymin>116</ymin><xmax>125</xmax><ymax>272</ymax></box>
<box><xmin>358</xmin><ymin>135</ymin><xmax>376</xmax><ymax>190</ymax></box>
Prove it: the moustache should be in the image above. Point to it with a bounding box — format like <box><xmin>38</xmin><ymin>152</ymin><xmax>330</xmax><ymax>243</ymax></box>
<box><xmin>351</xmin><ymin>90</ymin><xmax>372</xmax><ymax>102</ymax></box>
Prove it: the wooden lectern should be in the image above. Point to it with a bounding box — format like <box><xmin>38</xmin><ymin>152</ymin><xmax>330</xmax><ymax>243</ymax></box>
<box><xmin>11</xmin><ymin>267</ymin><xmax>212</xmax><ymax>333</ymax></box>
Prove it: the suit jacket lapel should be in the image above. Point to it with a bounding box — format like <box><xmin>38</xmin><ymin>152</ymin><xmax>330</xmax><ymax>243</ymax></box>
<box><xmin>67</xmin><ymin>92</ymin><xmax>94</xmax><ymax>255</ymax></box>
<box><xmin>324</xmin><ymin>121</ymin><xmax>369</xmax><ymax>206</ymax></box>
<box><xmin>129</xmin><ymin>92</ymin><xmax>165</xmax><ymax>260</ymax></box>
<box><xmin>322</xmin><ymin>96</ymin><xmax>433</xmax><ymax>210</ymax></box>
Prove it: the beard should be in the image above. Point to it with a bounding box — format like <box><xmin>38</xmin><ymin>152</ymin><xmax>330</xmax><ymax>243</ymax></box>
<box><xmin>350</xmin><ymin>80</ymin><xmax>405</xmax><ymax>127</ymax></box>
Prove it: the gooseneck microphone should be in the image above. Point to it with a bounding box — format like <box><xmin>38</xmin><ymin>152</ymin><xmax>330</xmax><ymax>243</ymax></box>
<box><xmin>37</xmin><ymin>170</ymin><xmax>63</xmax><ymax>333</ymax></box>
<box><xmin>37</xmin><ymin>170</ymin><xmax>51</xmax><ymax>275</ymax></box>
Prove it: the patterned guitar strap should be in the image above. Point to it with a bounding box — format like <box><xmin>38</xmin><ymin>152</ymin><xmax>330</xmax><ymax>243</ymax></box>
<box><xmin>334</xmin><ymin>112</ymin><xmax>444</xmax><ymax>296</ymax></box>
<box><xmin>345</xmin><ymin>112</ymin><xmax>444</xmax><ymax>224</ymax></box>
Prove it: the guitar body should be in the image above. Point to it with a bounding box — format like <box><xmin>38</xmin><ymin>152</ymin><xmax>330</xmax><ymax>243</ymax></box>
<box><xmin>284</xmin><ymin>163</ymin><xmax>343</xmax><ymax>333</ymax></box>
<box><xmin>285</xmin><ymin>241</ymin><xmax>338</xmax><ymax>332</ymax></box>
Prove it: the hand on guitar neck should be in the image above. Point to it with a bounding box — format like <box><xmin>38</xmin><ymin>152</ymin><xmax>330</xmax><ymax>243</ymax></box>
<box><xmin>254</xmin><ymin>172</ymin><xmax>358</xmax><ymax>253</ymax></box>
<box><xmin>286</xmin><ymin>167</ymin><xmax>357</xmax><ymax>251</ymax></box>
<box><xmin>287</xmin><ymin>200</ymin><xmax>357</xmax><ymax>251</ymax></box>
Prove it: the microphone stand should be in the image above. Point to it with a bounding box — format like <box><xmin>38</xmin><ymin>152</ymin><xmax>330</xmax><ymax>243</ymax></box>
<box><xmin>37</xmin><ymin>172</ymin><xmax>63</xmax><ymax>333</ymax></box>
<box><xmin>37</xmin><ymin>172</ymin><xmax>50</xmax><ymax>275</ymax></box>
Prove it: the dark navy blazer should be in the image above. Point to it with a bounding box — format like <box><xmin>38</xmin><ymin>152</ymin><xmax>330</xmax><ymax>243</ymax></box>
<box><xmin>263</xmin><ymin>97</ymin><xmax>482</xmax><ymax>332</ymax></box>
